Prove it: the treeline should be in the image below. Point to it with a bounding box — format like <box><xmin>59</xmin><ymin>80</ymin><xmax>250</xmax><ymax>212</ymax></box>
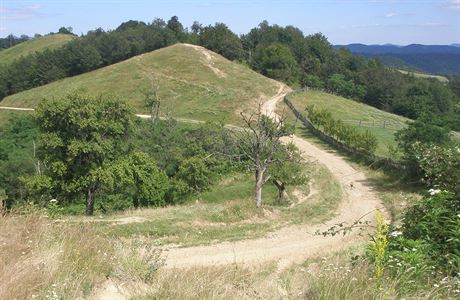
<box><xmin>0</xmin><ymin>26</ymin><xmax>75</xmax><ymax>50</ymax></box>
<box><xmin>1</xmin><ymin>18</ymin><xmax>459</xmax><ymax>130</ymax></box>
<box><xmin>0</xmin><ymin>18</ymin><xmax>187</xmax><ymax>98</ymax></box>
<box><xmin>0</xmin><ymin>34</ymin><xmax>31</xmax><ymax>49</ymax></box>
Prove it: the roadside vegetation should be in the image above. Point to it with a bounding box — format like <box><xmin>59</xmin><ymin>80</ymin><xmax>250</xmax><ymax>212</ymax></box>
<box><xmin>289</xmin><ymin>90</ymin><xmax>408</xmax><ymax>157</ymax></box>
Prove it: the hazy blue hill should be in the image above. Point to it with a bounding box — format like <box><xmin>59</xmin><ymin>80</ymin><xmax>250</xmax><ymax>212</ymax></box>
<box><xmin>334</xmin><ymin>44</ymin><xmax>460</xmax><ymax>75</ymax></box>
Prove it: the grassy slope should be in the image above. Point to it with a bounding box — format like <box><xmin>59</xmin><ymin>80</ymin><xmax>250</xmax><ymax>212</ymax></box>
<box><xmin>75</xmin><ymin>161</ymin><xmax>341</xmax><ymax>247</ymax></box>
<box><xmin>288</xmin><ymin>90</ymin><xmax>409</xmax><ymax>157</ymax></box>
<box><xmin>1</xmin><ymin>43</ymin><xmax>279</xmax><ymax>124</ymax></box>
<box><xmin>0</xmin><ymin>34</ymin><xmax>75</xmax><ymax>65</ymax></box>
<box><xmin>397</xmin><ymin>69</ymin><xmax>449</xmax><ymax>83</ymax></box>
<box><xmin>0</xmin><ymin>110</ymin><xmax>30</xmax><ymax>127</ymax></box>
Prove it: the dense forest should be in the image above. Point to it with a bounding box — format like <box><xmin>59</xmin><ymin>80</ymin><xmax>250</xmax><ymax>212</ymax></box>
<box><xmin>1</xmin><ymin>17</ymin><xmax>459</xmax><ymax>131</ymax></box>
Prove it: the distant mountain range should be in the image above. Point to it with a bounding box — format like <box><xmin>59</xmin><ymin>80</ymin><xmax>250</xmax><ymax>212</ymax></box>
<box><xmin>334</xmin><ymin>44</ymin><xmax>460</xmax><ymax>75</ymax></box>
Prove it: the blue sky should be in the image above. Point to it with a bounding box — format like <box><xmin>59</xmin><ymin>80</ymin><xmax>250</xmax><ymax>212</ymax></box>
<box><xmin>1</xmin><ymin>0</ymin><xmax>459</xmax><ymax>45</ymax></box>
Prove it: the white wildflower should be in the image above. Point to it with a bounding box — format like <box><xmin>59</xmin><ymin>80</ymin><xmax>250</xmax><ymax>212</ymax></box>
<box><xmin>49</xmin><ymin>199</ymin><xmax>58</xmax><ymax>204</ymax></box>
<box><xmin>390</xmin><ymin>231</ymin><xmax>402</xmax><ymax>237</ymax></box>
<box><xmin>428</xmin><ymin>188</ymin><xmax>441</xmax><ymax>195</ymax></box>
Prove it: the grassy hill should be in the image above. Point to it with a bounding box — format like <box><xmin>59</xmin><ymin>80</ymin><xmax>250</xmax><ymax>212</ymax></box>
<box><xmin>397</xmin><ymin>69</ymin><xmax>449</xmax><ymax>83</ymax></box>
<box><xmin>0</xmin><ymin>34</ymin><xmax>75</xmax><ymax>65</ymax></box>
<box><xmin>287</xmin><ymin>90</ymin><xmax>409</xmax><ymax>157</ymax></box>
<box><xmin>0</xmin><ymin>43</ymin><xmax>279</xmax><ymax>124</ymax></box>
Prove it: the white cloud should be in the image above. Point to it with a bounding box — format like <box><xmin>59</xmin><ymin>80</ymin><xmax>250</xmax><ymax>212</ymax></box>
<box><xmin>0</xmin><ymin>4</ymin><xmax>47</xmax><ymax>21</ymax></box>
<box><xmin>448</xmin><ymin>0</ymin><xmax>460</xmax><ymax>9</ymax></box>
<box><xmin>340</xmin><ymin>22</ymin><xmax>447</xmax><ymax>30</ymax></box>
<box><xmin>385</xmin><ymin>12</ymin><xmax>398</xmax><ymax>18</ymax></box>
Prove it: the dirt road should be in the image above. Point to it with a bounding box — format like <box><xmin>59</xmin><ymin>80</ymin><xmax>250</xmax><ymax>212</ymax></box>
<box><xmin>0</xmin><ymin>85</ymin><xmax>384</xmax><ymax>270</ymax></box>
<box><xmin>162</xmin><ymin>83</ymin><xmax>384</xmax><ymax>269</ymax></box>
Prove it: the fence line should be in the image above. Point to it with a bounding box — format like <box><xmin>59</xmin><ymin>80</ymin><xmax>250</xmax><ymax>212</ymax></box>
<box><xmin>284</xmin><ymin>92</ymin><xmax>407</xmax><ymax>171</ymax></box>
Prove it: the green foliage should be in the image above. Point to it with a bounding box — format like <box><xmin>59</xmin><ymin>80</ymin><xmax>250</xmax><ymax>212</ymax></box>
<box><xmin>268</xmin><ymin>143</ymin><xmax>308</xmax><ymax>202</ymax></box>
<box><xmin>387</xmin><ymin>237</ymin><xmax>434</xmax><ymax>289</ymax></box>
<box><xmin>300</xmin><ymin>74</ymin><xmax>324</xmax><ymax>89</ymax></box>
<box><xmin>0</xmin><ymin>115</ymin><xmax>38</xmax><ymax>206</ymax></box>
<box><xmin>253</xmin><ymin>43</ymin><xmax>299</xmax><ymax>84</ymax></box>
<box><xmin>305</xmin><ymin>105</ymin><xmax>378</xmax><ymax>153</ymax></box>
<box><xmin>19</xmin><ymin>175</ymin><xmax>53</xmax><ymax>203</ymax></box>
<box><xmin>200</xmin><ymin>23</ymin><xmax>244</xmax><ymax>60</ymax></box>
<box><xmin>370</xmin><ymin>210</ymin><xmax>389</xmax><ymax>283</ymax></box>
<box><xmin>30</xmin><ymin>93</ymin><xmax>133</xmax><ymax>215</ymax></box>
<box><xmin>176</xmin><ymin>156</ymin><xmax>214</xmax><ymax>193</ymax></box>
<box><xmin>107</xmin><ymin>151</ymin><xmax>169</xmax><ymax>207</ymax></box>
<box><xmin>402</xmin><ymin>191</ymin><xmax>460</xmax><ymax>272</ymax></box>
<box><xmin>395</xmin><ymin>117</ymin><xmax>451</xmax><ymax>169</ymax></box>
<box><xmin>412</xmin><ymin>143</ymin><xmax>460</xmax><ymax>192</ymax></box>
<box><xmin>327</xmin><ymin>74</ymin><xmax>366</xmax><ymax>99</ymax></box>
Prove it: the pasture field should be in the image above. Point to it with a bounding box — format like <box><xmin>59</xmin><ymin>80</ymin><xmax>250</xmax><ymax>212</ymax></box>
<box><xmin>287</xmin><ymin>90</ymin><xmax>409</xmax><ymax>157</ymax></box>
<box><xmin>0</xmin><ymin>34</ymin><xmax>75</xmax><ymax>65</ymax></box>
<box><xmin>1</xmin><ymin>43</ymin><xmax>279</xmax><ymax>125</ymax></box>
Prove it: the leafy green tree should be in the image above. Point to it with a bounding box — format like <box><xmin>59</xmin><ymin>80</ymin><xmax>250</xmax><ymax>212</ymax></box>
<box><xmin>107</xmin><ymin>151</ymin><xmax>169</xmax><ymax>207</ymax></box>
<box><xmin>0</xmin><ymin>115</ymin><xmax>39</xmax><ymax>206</ymax></box>
<box><xmin>167</xmin><ymin>16</ymin><xmax>186</xmax><ymax>41</ymax></box>
<box><xmin>268</xmin><ymin>143</ymin><xmax>308</xmax><ymax>202</ymax></box>
<box><xmin>253</xmin><ymin>43</ymin><xmax>299</xmax><ymax>84</ymax></box>
<box><xmin>395</xmin><ymin>117</ymin><xmax>451</xmax><ymax>156</ymax></box>
<box><xmin>301</xmin><ymin>74</ymin><xmax>324</xmax><ymax>89</ymax></box>
<box><xmin>58</xmin><ymin>26</ymin><xmax>74</xmax><ymax>35</ymax></box>
<box><xmin>176</xmin><ymin>156</ymin><xmax>213</xmax><ymax>192</ymax></box>
<box><xmin>32</xmin><ymin>93</ymin><xmax>133</xmax><ymax>215</ymax></box>
<box><xmin>200</xmin><ymin>23</ymin><xmax>244</xmax><ymax>60</ymax></box>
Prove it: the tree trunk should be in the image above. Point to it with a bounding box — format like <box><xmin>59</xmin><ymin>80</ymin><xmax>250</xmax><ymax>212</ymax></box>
<box><xmin>273</xmin><ymin>180</ymin><xmax>285</xmax><ymax>203</ymax></box>
<box><xmin>150</xmin><ymin>104</ymin><xmax>155</xmax><ymax>123</ymax></box>
<box><xmin>85</xmin><ymin>188</ymin><xmax>95</xmax><ymax>216</ymax></box>
<box><xmin>255</xmin><ymin>169</ymin><xmax>264</xmax><ymax>208</ymax></box>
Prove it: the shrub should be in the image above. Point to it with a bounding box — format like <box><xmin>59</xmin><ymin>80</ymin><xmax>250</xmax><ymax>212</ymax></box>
<box><xmin>305</xmin><ymin>105</ymin><xmax>378</xmax><ymax>153</ymax></box>
<box><xmin>176</xmin><ymin>156</ymin><xmax>213</xmax><ymax>192</ymax></box>
<box><xmin>402</xmin><ymin>191</ymin><xmax>460</xmax><ymax>272</ymax></box>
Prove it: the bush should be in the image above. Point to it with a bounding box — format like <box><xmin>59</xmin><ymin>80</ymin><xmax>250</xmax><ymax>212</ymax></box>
<box><xmin>402</xmin><ymin>191</ymin><xmax>460</xmax><ymax>272</ymax></box>
<box><xmin>305</xmin><ymin>104</ymin><xmax>378</xmax><ymax>153</ymax></box>
<box><xmin>176</xmin><ymin>156</ymin><xmax>214</xmax><ymax>192</ymax></box>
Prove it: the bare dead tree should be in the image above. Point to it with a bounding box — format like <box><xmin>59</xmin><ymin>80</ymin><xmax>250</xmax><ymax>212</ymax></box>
<box><xmin>234</xmin><ymin>104</ymin><xmax>291</xmax><ymax>207</ymax></box>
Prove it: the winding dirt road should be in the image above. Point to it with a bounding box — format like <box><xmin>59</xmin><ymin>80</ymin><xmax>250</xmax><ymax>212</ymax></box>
<box><xmin>162</xmin><ymin>83</ymin><xmax>384</xmax><ymax>269</ymax></box>
<box><xmin>0</xmin><ymin>84</ymin><xmax>384</xmax><ymax>270</ymax></box>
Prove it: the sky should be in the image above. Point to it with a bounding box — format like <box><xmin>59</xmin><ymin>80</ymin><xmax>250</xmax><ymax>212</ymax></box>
<box><xmin>0</xmin><ymin>0</ymin><xmax>459</xmax><ymax>45</ymax></box>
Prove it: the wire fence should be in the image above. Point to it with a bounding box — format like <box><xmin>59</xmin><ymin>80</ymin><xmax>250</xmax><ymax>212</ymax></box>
<box><xmin>284</xmin><ymin>92</ymin><xmax>408</xmax><ymax>171</ymax></box>
<box><xmin>341</xmin><ymin>119</ymin><xmax>405</xmax><ymax>130</ymax></box>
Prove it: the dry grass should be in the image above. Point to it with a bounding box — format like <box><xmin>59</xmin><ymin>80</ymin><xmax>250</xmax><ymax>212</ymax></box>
<box><xmin>1</xmin><ymin>43</ymin><xmax>279</xmax><ymax>125</ymax></box>
<box><xmin>0</xmin><ymin>34</ymin><xmax>75</xmax><ymax>65</ymax></box>
<box><xmin>2</xmin><ymin>213</ymin><xmax>457</xmax><ymax>299</ymax></box>
<box><xmin>74</xmin><ymin>164</ymin><xmax>341</xmax><ymax>247</ymax></box>
<box><xmin>0</xmin><ymin>213</ymin><xmax>113</xmax><ymax>299</ymax></box>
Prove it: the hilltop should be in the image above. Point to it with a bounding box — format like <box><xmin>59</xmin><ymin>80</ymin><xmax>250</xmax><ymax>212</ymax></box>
<box><xmin>0</xmin><ymin>43</ymin><xmax>279</xmax><ymax>124</ymax></box>
<box><xmin>0</xmin><ymin>34</ymin><xmax>76</xmax><ymax>65</ymax></box>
